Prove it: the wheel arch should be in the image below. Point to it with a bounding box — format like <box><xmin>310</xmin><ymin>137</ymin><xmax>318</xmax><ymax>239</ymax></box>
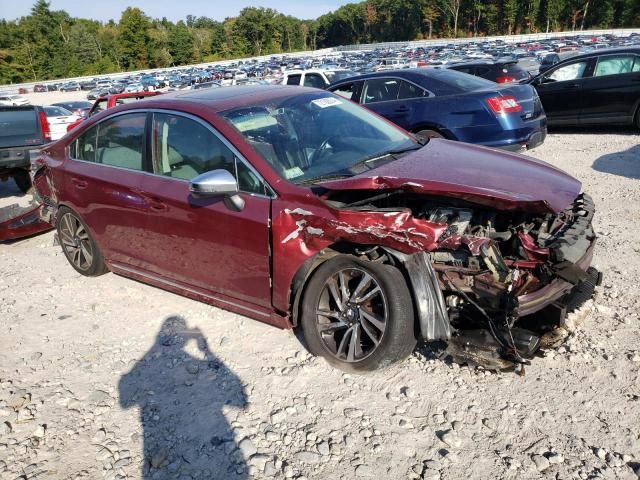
<box><xmin>288</xmin><ymin>243</ymin><xmax>451</xmax><ymax>341</ymax></box>
<box><xmin>411</xmin><ymin>123</ymin><xmax>454</xmax><ymax>140</ymax></box>
<box><xmin>55</xmin><ymin>203</ymin><xmax>106</xmax><ymax>256</ymax></box>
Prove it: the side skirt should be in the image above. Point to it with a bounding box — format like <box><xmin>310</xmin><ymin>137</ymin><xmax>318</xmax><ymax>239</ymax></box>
<box><xmin>108</xmin><ymin>261</ymin><xmax>290</xmax><ymax>329</ymax></box>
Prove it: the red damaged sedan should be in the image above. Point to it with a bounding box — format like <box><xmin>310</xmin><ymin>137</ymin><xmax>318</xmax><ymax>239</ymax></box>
<box><xmin>27</xmin><ymin>86</ymin><xmax>599</xmax><ymax>371</ymax></box>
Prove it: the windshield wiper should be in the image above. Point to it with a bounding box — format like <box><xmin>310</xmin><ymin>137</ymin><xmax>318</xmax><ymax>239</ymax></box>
<box><xmin>297</xmin><ymin>173</ymin><xmax>354</xmax><ymax>185</ymax></box>
<box><xmin>356</xmin><ymin>143</ymin><xmax>423</xmax><ymax>169</ymax></box>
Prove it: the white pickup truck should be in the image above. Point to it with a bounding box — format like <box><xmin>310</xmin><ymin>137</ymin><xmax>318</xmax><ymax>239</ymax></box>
<box><xmin>279</xmin><ymin>69</ymin><xmax>357</xmax><ymax>89</ymax></box>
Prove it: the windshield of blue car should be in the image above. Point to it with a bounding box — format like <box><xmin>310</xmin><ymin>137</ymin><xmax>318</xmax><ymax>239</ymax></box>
<box><xmin>221</xmin><ymin>92</ymin><xmax>417</xmax><ymax>185</ymax></box>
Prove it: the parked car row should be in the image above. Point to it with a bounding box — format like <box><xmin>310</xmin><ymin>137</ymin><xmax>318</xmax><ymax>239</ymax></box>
<box><xmin>26</xmin><ymin>32</ymin><xmax>640</xmax><ymax>96</ymax></box>
<box><xmin>328</xmin><ymin>68</ymin><xmax>546</xmax><ymax>151</ymax></box>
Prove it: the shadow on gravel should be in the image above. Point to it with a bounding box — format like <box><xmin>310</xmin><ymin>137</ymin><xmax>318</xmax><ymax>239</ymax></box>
<box><xmin>119</xmin><ymin>315</ymin><xmax>248</xmax><ymax>479</ymax></box>
<box><xmin>592</xmin><ymin>144</ymin><xmax>640</xmax><ymax>179</ymax></box>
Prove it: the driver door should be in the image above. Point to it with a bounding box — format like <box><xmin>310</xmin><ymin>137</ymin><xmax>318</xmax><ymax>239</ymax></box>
<box><xmin>138</xmin><ymin>111</ymin><xmax>273</xmax><ymax>308</ymax></box>
<box><xmin>534</xmin><ymin>57</ymin><xmax>596</xmax><ymax>125</ymax></box>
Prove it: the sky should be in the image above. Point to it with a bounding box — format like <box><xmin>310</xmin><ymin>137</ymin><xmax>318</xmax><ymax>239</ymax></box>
<box><xmin>0</xmin><ymin>0</ymin><xmax>353</xmax><ymax>22</ymax></box>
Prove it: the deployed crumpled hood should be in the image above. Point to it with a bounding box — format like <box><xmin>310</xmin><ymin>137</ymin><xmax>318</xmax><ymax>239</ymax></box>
<box><xmin>321</xmin><ymin>139</ymin><xmax>581</xmax><ymax>213</ymax></box>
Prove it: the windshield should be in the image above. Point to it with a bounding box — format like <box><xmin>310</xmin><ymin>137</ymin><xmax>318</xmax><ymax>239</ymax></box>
<box><xmin>220</xmin><ymin>91</ymin><xmax>417</xmax><ymax>185</ymax></box>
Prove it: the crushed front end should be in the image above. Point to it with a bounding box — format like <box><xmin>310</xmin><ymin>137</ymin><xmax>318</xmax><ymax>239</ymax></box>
<box><xmin>425</xmin><ymin>193</ymin><xmax>600</xmax><ymax>368</ymax></box>
<box><xmin>313</xmin><ymin>186</ymin><xmax>600</xmax><ymax>370</ymax></box>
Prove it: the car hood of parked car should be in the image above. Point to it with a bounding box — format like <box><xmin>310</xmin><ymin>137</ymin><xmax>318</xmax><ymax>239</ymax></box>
<box><xmin>318</xmin><ymin>138</ymin><xmax>581</xmax><ymax>214</ymax></box>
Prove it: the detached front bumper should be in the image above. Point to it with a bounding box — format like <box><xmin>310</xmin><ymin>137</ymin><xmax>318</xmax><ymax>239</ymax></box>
<box><xmin>0</xmin><ymin>203</ymin><xmax>53</xmax><ymax>241</ymax></box>
<box><xmin>518</xmin><ymin>193</ymin><xmax>598</xmax><ymax>317</ymax></box>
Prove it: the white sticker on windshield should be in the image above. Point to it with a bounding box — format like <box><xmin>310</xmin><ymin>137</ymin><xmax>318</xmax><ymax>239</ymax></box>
<box><xmin>311</xmin><ymin>97</ymin><xmax>342</xmax><ymax>108</ymax></box>
<box><xmin>284</xmin><ymin>167</ymin><xmax>304</xmax><ymax>179</ymax></box>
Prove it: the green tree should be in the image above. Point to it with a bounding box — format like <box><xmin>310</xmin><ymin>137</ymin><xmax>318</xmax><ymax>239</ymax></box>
<box><xmin>117</xmin><ymin>7</ymin><xmax>151</xmax><ymax>70</ymax></box>
<box><xmin>503</xmin><ymin>0</ymin><xmax>518</xmax><ymax>34</ymax></box>
<box><xmin>168</xmin><ymin>21</ymin><xmax>194</xmax><ymax>65</ymax></box>
<box><xmin>234</xmin><ymin>7</ymin><xmax>278</xmax><ymax>56</ymax></box>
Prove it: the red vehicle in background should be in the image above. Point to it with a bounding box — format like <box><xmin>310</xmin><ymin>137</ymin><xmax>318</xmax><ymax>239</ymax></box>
<box><xmin>66</xmin><ymin>91</ymin><xmax>162</xmax><ymax>132</ymax></box>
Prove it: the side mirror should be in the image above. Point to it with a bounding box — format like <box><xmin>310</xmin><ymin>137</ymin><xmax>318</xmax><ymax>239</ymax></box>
<box><xmin>189</xmin><ymin>169</ymin><xmax>238</xmax><ymax>196</ymax></box>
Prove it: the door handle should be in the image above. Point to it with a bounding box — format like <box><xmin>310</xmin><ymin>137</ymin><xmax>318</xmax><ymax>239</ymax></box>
<box><xmin>562</xmin><ymin>83</ymin><xmax>579</xmax><ymax>89</ymax></box>
<box><xmin>147</xmin><ymin>198</ymin><xmax>168</xmax><ymax>212</ymax></box>
<box><xmin>71</xmin><ymin>178</ymin><xmax>88</xmax><ymax>189</ymax></box>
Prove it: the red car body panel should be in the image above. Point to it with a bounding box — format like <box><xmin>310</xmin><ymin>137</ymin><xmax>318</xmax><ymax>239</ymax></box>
<box><xmin>319</xmin><ymin>139</ymin><xmax>581</xmax><ymax>214</ymax></box>
<box><xmin>24</xmin><ymin>86</ymin><xmax>594</xmax><ymax>337</ymax></box>
<box><xmin>0</xmin><ymin>205</ymin><xmax>52</xmax><ymax>241</ymax></box>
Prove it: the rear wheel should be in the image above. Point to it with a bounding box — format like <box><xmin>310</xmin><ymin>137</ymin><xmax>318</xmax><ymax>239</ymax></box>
<box><xmin>13</xmin><ymin>170</ymin><xmax>31</xmax><ymax>193</ymax></box>
<box><xmin>301</xmin><ymin>255</ymin><xmax>416</xmax><ymax>372</ymax></box>
<box><xmin>57</xmin><ymin>207</ymin><xmax>108</xmax><ymax>276</ymax></box>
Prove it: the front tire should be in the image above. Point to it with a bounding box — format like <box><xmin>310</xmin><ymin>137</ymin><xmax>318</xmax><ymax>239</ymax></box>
<box><xmin>301</xmin><ymin>255</ymin><xmax>416</xmax><ymax>372</ymax></box>
<box><xmin>57</xmin><ymin>207</ymin><xmax>108</xmax><ymax>276</ymax></box>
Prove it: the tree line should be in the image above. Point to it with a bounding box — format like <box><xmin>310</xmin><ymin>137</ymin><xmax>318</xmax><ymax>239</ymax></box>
<box><xmin>1</xmin><ymin>0</ymin><xmax>639</xmax><ymax>83</ymax></box>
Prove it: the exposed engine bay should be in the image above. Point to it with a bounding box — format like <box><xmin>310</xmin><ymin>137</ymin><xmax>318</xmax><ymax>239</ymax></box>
<box><xmin>319</xmin><ymin>188</ymin><xmax>600</xmax><ymax>371</ymax></box>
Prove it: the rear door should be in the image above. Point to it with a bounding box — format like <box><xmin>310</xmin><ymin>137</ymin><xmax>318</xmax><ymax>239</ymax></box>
<box><xmin>534</xmin><ymin>57</ymin><xmax>595</xmax><ymax>125</ymax></box>
<box><xmin>64</xmin><ymin>112</ymin><xmax>152</xmax><ymax>268</ymax></box>
<box><xmin>577</xmin><ymin>53</ymin><xmax>640</xmax><ymax>124</ymax></box>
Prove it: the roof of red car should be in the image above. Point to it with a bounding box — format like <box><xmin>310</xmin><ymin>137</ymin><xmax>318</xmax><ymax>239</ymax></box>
<box><xmin>148</xmin><ymin>85</ymin><xmax>315</xmax><ymax>112</ymax></box>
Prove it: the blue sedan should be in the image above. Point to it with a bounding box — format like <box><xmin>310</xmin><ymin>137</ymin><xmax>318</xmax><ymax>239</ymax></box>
<box><xmin>327</xmin><ymin>68</ymin><xmax>547</xmax><ymax>151</ymax></box>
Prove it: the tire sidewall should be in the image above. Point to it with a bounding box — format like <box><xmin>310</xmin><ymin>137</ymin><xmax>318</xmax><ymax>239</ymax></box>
<box><xmin>56</xmin><ymin>206</ymin><xmax>108</xmax><ymax>276</ymax></box>
<box><xmin>301</xmin><ymin>255</ymin><xmax>416</xmax><ymax>372</ymax></box>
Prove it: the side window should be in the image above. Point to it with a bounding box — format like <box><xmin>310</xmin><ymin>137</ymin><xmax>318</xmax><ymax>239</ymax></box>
<box><xmin>95</xmin><ymin>113</ymin><xmax>147</xmax><ymax>171</ymax></box>
<box><xmin>397</xmin><ymin>80</ymin><xmax>427</xmax><ymax>99</ymax></box>
<box><xmin>362</xmin><ymin>78</ymin><xmax>400</xmax><ymax>104</ymax></box>
<box><xmin>332</xmin><ymin>82</ymin><xmax>356</xmax><ymax>100</ymax></box>
<box><xmin>547</xmin><ymin>61</ymin><xmax>589</xmax><ymax>82</ymax></box>
<box><xmin>74</xmin><ymin>126</ymin><xmax>98</xmax><ymax>162</ymax></box>
<box><xmin>303</xmin><ymin>74</ymin><xmax>326</xmax><ymax>89</ymax></box>
<box><xmin>454</xmin><ymin>67</ymin><xmax>473</xmax><ymax>75</ymax></box>
<box><xmin>286</xmin><ymin>74</ymin><xmax>301</xmax><ymax>86</ymax></box>
<box><xmin>151</xmin><ymin>113</ymin><xmax>265</xmax><ymax>194</ymax></box>
<box><xmin>594</xmin><ymin>55</ymin><xmax>636</xmax><ymax>77</ymax></box>
<box><xmin>476</xmin><ymin>67</ymin><xmax>492</xmax><ymax>77</ymax></box>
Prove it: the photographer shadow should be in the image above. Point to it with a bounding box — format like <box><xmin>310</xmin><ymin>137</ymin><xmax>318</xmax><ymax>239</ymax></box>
<box><xmin>119</xmin><ymin>316</ymin><xmax>248</xmax><ymax>479</ymax></box>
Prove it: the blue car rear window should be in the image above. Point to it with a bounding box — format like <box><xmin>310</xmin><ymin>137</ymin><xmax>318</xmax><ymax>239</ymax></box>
<box><xmin>424</xmin><ymin>70</ymin><xmax>496</xmax><ymax>95</ymax></box>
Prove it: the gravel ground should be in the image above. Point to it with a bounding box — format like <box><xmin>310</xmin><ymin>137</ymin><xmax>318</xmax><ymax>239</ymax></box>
<box><xmin>1</xmin><ymin>91</ymin><xmax>640</xmax><ymax>480</ymax></box>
